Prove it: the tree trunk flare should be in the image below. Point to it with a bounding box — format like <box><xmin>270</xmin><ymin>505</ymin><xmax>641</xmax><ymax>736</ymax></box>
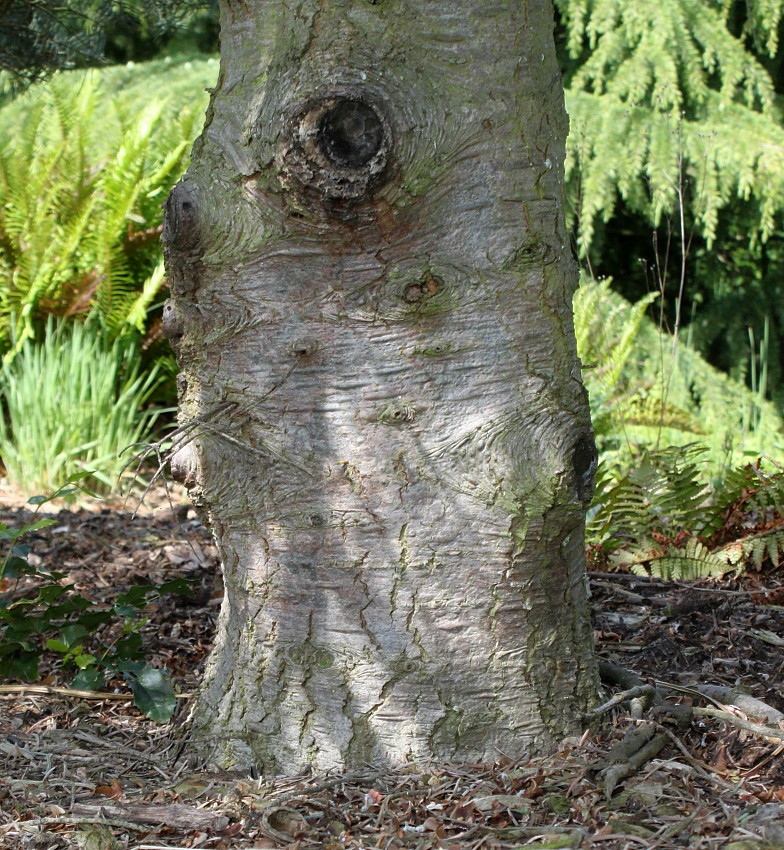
<box><xmin>164</xmin><ymin>0</ymin><xmax>599</xmax><ymax>774</ymax></box>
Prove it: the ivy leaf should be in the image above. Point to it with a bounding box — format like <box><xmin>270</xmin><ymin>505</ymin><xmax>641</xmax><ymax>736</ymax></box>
<box><xmin>114</xmin><ymin>632</ymin><xmax>143</xmax><ymax>659</ymax></box>
<box><xmin>116</xmin><ymin>659</ymin><xmax>146</xmax><ymax>675</ymax></box>
<box><xmin>0</xmin><ymin>647</ymin><xmax>40</xmax><ymax>680</ymax></box>
<box><xmin>60</xmin><ymin>625</ymin><xmax>90</xmax><ymax>647</ymax></box>
<box><xmin>117</xmin><ymin>584</ymin><xmax>156</xmax><ymax>607</ymax></box>
<box><xmin>3</xmin><ymin>555</ymin><xmax>35</xmax><ymax>578</ymax></box>
<box><xmin>61</xmin><ymin>624</ymin><xmax>89</xmax><ymax>647</ymax></box>
<box><xmin>38</xmin><ymin>585</ymin><xmax>67</xmax><ymax>604</ymax></box>
<box><xmin>77</xmin><ymin>610</ymin><xmax>112</xmax><ymax>629</ymax></box>
<box><xmin>159</xmin><ymin>578</ymin><xmax>195</xmax><ymax>597</ymax></box>
<box><xmin>130</xmin><ymin>666</ymin><xmax>176</xmax><ymax>722</ymax></box>
<box><xmin>72</xmin><ymin>668</ymin><xmax>104</xmax><ymax>690</ymax></box>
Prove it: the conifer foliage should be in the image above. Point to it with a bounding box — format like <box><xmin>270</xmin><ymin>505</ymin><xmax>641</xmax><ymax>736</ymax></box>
<box><xmin>0</xmin><ymin>1</ymin><xmax>206</xmax><ymax>86</ymax></box>
<box><xmin>557</xmin><ymin>0</ymin><xmax>784</xmax><ymax>248</ymax></box>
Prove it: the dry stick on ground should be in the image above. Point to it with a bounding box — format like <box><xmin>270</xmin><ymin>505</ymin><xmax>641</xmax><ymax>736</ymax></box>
<box><xmin>692</xmin><ymin>707</ymin><xmax>784</xmax><ymax>743</ymax></box>
<box><xmin>2</xmin><ymin>816</ymin><xmax>149</xmax><ymax>833</ymax></box>
<box><xmin>70</xmin><ymin>803</ymin><xmax>230</xmax><ymax>831</ymax></box>
<box><xmin>588</xmin><ymin>684</ymin><xmax>657</xmax><ymax>719</ymax></box>
<box><xmin>658</xmin><ymin>680</ymin><xmax>784</xmax><ymax>724</ymax></box>
<box><xmin>0</xmin><ymin>684</ymin><xmax>192</xmax><ymax>701</ymax></box>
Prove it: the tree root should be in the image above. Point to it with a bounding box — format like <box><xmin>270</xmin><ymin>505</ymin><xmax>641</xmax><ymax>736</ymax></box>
<box><xmin>591</xmin><ymin>661</ymin><xmax>784</xmax><ymax>797</ymax></box>
<box><xmin>588</xmin><ymin>711</ymin><xmax>672</xmax><ymax>798</ymax></box>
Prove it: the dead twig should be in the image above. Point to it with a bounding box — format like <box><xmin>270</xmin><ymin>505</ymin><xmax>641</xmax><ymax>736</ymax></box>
<box><xmin>71</xmin><ymin>802</ymin><xmax>229</xmax><ymax>831</ymax></box>
<box><xmin>692</xmin><ymin>706</ymin><xmax>784</xmax><ymax>743</ymax></box>
<box><xmin>1</xmin><ymin>815</ymin><xmax>149</xmax><ymax>832</ymax></box>
<box><xmin>0</xmin><ymin>684</ymin><xmax>192</xmax><ymax>701</ymax></box>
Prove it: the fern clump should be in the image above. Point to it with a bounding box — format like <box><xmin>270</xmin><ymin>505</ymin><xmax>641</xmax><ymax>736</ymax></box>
<box><xmin>588</xmin><ymin>448</ymin><xmax>784</xmax><ymax>580</ymax></box>
<box><xmin>576</xmin><ymin>275</ymin><xmax>784</xmax><ymax>580</ymax></box>
<box><xmin>574</xmin><ymin>274</ymin><xmax>784</xmax><ymax>475</ymax></box>
<box><xmin>0</xmin><ymin>60</ymin><xmax>216</xmax><ymax>358</ymax></box>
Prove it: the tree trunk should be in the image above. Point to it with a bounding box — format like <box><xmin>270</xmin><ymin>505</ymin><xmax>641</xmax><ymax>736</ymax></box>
<box><xmin>163</xmin><ymin>0</ymin><xmax>598</xmax><ymax>774</ymax></box>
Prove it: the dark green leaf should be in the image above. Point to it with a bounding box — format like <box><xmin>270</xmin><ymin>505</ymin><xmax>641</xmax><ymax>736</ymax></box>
<box><xmin>1</xmin><ymin>609</ymin><xmax>51</xmax><ymax>636</ymax></box>
<box><xmin>72</xmin><ymin>668</ymin><xmax>104</xmax><ymax>690</ymax></box>
<box><xmin>117</xmin><ymin>658</ymin><xmax>146</xmax><ymax>675</ymax></box>
<box><xmin>61</xmin><ymin>624</ymin><xmax>89</xmax><ymax>647</ymax></box>
<box><xmin>3</xmin><ymin>555</ymin><xmax>35</xmax><ymax>578</ymax></box>
<box><xmin>0</xmin><ymin>649</ymin><xmax>40</xmax><ymax>679</ymax></box>
<box><xmin>114</xmin><ymin>632</ymin><xmax>143</xmax><ymax>658</ymax></box>
<box><xmin>116</xmin><ymin>584</ymin><xmax>156</xmax><ymax>607</ymax></box>
<box><xmin>47</xmin><ymin>595</ymin><xmax>90</xmax><ymax>616</ymax></box>
<box><xmin>37</xmin><ymin>585</ymin><xmax>67</xmax><ymax>603</ymax></box>
<box><xmin>159</xmin><ymin>578</ymin><xmax>195</xmax><ymax>597</ymax></box>
<box><xmin>77</xmin><ymin>610</ymin><xmax>112</xmax><ymax>629</ymax></box>
<box><xmin>130</xmin><ymin>666</ymin><xmax>176</xmax><ymax>722</ymax></box>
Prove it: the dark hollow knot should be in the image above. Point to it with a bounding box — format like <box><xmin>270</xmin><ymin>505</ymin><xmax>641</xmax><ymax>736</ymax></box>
<box><xmin>318</xmin><ymin>100</ymin><xmax>384</xmax><ymax>169</ymax></box>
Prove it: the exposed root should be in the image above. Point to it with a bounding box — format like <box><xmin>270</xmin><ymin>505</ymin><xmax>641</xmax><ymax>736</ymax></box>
<box><xmin>592</xmin><ymin>660</ymin><xmax>784</xmax><ymax>797</ymax></box>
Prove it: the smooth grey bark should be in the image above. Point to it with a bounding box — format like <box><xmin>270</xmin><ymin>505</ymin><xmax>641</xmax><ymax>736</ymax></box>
<box><xmin>163</xmin><ymin>0</ymin><xmax>599</xmax><ymax>774</ymax></box>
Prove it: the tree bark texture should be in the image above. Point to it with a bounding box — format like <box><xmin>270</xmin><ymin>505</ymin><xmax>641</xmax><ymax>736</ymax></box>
<box><xmin>164</xmin><ymin>0</ymin><xmax>599</xmax><ymax>774</ymax></box>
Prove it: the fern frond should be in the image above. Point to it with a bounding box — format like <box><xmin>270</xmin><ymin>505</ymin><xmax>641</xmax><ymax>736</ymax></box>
<box><xmin>122</xmin><ymin>262</ymin><xmax>167</xmax><ymax>333</ymax></box>
<box><xmin>611</xmin><ymin>536</ymin><xmax>737</xmax><ymax>580</ymax></box>
<box><xmin>0</xmin><ymin>62</ymin><xmax>215</xmax><ymax>352</ymax></box>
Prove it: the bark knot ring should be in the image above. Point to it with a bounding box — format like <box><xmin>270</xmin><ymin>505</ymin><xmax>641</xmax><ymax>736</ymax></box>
<box><xmin>278</xmin><ymin>91</ymin><xmax>392</xmax><ymax>212</ymax></box>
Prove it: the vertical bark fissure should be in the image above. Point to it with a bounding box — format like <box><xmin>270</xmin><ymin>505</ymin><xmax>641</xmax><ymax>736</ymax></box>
<box><xmin>165</xmin><ymin>0</ymin><xmax>598</xmax><ymax>773</ymax></box>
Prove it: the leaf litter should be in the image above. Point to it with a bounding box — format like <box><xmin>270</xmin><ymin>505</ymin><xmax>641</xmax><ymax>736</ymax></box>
<box><xmin>1</xmin><ymin>488</ymin><xmax>783</xmax><ymax>849</ymax></box>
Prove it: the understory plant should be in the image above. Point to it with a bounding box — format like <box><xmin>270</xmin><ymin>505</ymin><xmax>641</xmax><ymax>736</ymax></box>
<box><xmin>575</xmin><ymin>276</ymin><xmax>784</xmax><ymax>579</ymax></box>
<box><xmin>587</xmin><ymin>447</ymin><xmax>784</xmax><ymax>581</ymax></box>
<box><xmin>0</xmin><ymin>320</ymin><xmax>164</xmax><ymax>493</ymax></box>
<box><xmin>0</xmin><ymin>481</ymin><xmax>191</xmax><ymax>721</ymax></box>
<box><xmin>574</xmin><ymin>275</ymin><xmax>784</xmax><ymax>477</ymax></box>
<box><xmin>0</xmin><ymin>66</ymin><xmax>209</xmax><ymax>357</ymax></box>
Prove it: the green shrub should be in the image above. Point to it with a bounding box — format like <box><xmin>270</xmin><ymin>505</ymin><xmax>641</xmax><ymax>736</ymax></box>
<box><xmin>0</xmin><ymin>321</ymin><xmax>164</xmax><ymax>493</ymax></box>
<box><xmin>575</xmin><ymin>276</ymin><xmax>784</xmax><ymax>578</ymax></box>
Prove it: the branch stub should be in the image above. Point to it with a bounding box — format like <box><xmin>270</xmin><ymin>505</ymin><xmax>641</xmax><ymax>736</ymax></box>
<box><xmin>278</xmin><ymin>91</ymin><xmax>392</xmax><ymax>217</ymax></box>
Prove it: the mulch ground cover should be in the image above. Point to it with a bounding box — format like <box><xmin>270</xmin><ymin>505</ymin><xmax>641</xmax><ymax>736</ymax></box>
<box><xmin>1</xmin><ymin>491</ymin><xmax>783</xmax><ymax>850</ymax></box>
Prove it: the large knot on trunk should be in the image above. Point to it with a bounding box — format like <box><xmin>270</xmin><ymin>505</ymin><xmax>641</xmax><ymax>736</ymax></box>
<box><xmin>277</xmin><ymin>90</ymin><xmax>393</xmax><ymax>220</ymax></box>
